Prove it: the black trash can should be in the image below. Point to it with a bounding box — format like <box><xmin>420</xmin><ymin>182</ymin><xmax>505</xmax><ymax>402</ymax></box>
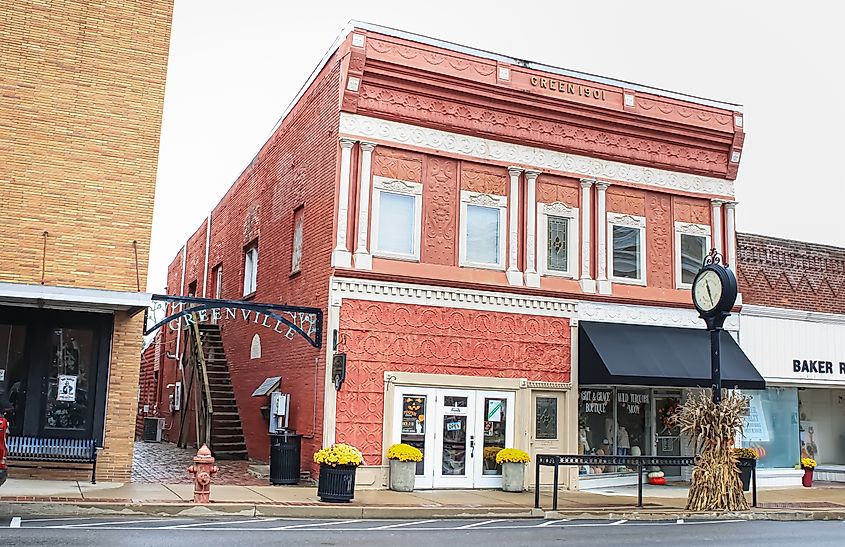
<box><xmin>269</xmin><ymin>431</ymin><xmax>301</xmax><ymax>485</ymax></box>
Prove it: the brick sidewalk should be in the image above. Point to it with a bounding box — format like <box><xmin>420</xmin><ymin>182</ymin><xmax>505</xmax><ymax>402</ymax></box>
<box><xmin>132</xmin><ymin>441</ymin><xmax>265</xmax><ymax>486</ymax></box>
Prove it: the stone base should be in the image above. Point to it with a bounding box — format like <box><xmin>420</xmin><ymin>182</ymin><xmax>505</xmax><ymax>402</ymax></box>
<box><xmin>331</xmin><ymin>249</ymin><xmax>352</xmax><ymax>268</ymax></box>
<box><xmin>579</xmin><ymin>278</ymin><xmax>596</xmax><ymax>293</ymax></box>
<box><xmin>506</xmin><ymin>269</ymin><xmax>524</xmax><ymax>286</ymax></box>
<box><xmin>353</xmin><ymin>252</ymin><xmax>372</xmax><ymax>270</ymax></box>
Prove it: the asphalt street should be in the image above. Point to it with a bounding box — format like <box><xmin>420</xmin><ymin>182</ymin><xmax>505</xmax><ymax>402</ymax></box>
<box><xmin>1</xmin><ymin>516</ymin><xmax>843</xmax><ymax>546</ymax></box>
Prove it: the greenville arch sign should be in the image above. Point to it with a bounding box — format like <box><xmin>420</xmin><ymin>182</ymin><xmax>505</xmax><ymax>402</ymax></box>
<box><xmin>144</xmin><ymin>294</ymin><xmax>323</xmax><ymax>349</ymax></box>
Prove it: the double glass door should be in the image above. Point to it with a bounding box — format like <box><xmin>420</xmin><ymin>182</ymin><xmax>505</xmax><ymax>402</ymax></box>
<box><xmin>394</xmin><ymin>387</ymin><xmax>515</xmax><ymax>489</ymax></box>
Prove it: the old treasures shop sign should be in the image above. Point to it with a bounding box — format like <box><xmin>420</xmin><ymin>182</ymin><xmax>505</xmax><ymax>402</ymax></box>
<box><xmin>144</xmin><ymin>294</ymin><xmax>323</xmax><ymax>348</ymax></box>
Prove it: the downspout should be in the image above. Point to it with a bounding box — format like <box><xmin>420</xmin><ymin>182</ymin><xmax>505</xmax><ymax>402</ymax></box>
<box><xmin>201</xmin><ymin>213</ymin><xmax>212</xmax><ymax>297</ymax></box>
<box><xmin>176</xmin><ymin>244</ymin><xmax>187</xmax><ymax>359</ymax></box>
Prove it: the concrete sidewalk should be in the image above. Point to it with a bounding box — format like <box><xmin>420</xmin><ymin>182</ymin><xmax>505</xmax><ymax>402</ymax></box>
<box><xmin>1</xmin><ymin>478</ymin><xmax>844</xmax><ymax>520</ymax></box>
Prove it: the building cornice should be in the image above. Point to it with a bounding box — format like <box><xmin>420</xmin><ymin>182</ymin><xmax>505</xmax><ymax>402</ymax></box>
<box><xmin>741</xmin><ymin>304</ymin><xmax>845</xmax><ymax>326</ymax></box>
<box><xmin>340</xmin><ymin>113</ymin><xmax>735</xmax><ymax>198</ymax></box>
<box><xmin>579</xmin><ymin>300</ymin><xmax>739</xmax><ymax>331</ymax></box>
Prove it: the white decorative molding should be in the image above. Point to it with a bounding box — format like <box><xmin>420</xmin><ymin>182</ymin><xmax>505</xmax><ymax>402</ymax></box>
<box><xmin>330</xmin><ymin>276</ymin><xmax>578</xmax><ymax>317</ymax></box>
<box><xmin>498</xmin><ymin>66</ymin><xmax>510</xmax><ymax>81</ymax></box>
<box><xmin>543</xmin><ymin>201</ymin><xmax>576</xmax><ymax>217</ymax></box>
<box><xmin>353</xmin><ymin>142</ymin><xmax>377</xmax><ymax>270</ymax></box>
<box><xmin>465</xmin><ymin>192</ymin><xmax>506</xmax><ymax>207</ymax></box>
<box><xmin>332</xmin><ymin>138</ymin><xmax>357</xmax><ymax>268</ymax></box>
<box><xmin>372</xmin><ymin>176</ymin><xmax>423</xmax><ymax>195</ymax></box>
<box><xmin>674</xmin><ymin>222</ymin><xmax>711</xmax><ymax>289</ymax></box>
<box><xmin>579</xmin><ymin>301</ymin><xmax>739</xmax><ymax>332</ymax></box>
<box><xmin>346</xmin><ymin>76</ymin><xmax>361</xmax><ymax>92</ymax></box>
<box><xmin>674</xmin><ymin>221</ymin><xmax>711</xmax><ymax>236</ymax></box>
<box><xmin>524</xmin><ymin>170</ymin><xmax>540</xmax><ymax>288</ymax></box>
<box><xmin>741</xmin><ymin>304</ymin><xmax>845</xmax><ymax>326</ymax></box>
<box><xmin>339</xmin><ymin>113</ymin><xmax>736</xmax><ymax>198</ymax></box>
<box><xmin>724</xmin><ymin>201</ymin><xmax>737</xmax><ymax>268</ymax></box>
<box><xmin>595</xmin><ymin>181</ymin><xmax>610</xmax><ymax>295</ymax></box>
<box><xmin>579</xmin><ymin>179</ymin><xmax>595</xmax><ymax>293</ymax></box>
<box><xmin>607</xmin><ymin>212</ymin><xmax>646</xmax><ymax>228</ymax></box>
<box><xmin>536</xmin><ymin>202</ymin><xmax>579</xmax><ymax>281</ymax></box>
<box><xmin>506</xmin><ymin>167</ymin><xmax>523</xmax><ymax>286</ymax></box>
<box><xmin>526</xmin><ymin>380</ymin><xmax>572</xmax><ymax>390</ymax></box>
<box><xmin>351</xmin><ymin>33</ymin><xmax>365</xmax><ymax>48</ymax></box>
<box><xmin>711</xmin><ymin>199</ymin><xmax>724</xmax><ymax>257</ymax></box>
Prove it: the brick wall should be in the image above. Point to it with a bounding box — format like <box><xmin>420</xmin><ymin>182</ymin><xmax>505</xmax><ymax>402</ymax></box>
<box><xmin>136</xmin><ymin>334</ymin><xmax>161</xmax><ymax>439</ymax></box>
<box><xmin>157</xmin><ymin>55</ymin><xmax>343</xmax><ymax>475</ymax></box>
<box><xmin>737</xmin><ymin>232</ymin><xmax>845</xmax><ymax>314</ymax></box>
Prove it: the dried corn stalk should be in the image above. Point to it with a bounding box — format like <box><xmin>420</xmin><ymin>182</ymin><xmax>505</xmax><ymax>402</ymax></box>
<box><xmin>675</xmin><ymin>390</ymin><xmax>749</xmax><ymax>512</ymax></box>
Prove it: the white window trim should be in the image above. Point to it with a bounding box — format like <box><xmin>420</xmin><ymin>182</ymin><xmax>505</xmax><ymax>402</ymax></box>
<box><xmin>243</xmin><ymin>245</ymin><xmax>258</xmax><ymax>296</ymax></box>
<box><xmin>291</xmin><ymin>208</ymin><xmax>304</xmax><ymax>274</ymax></box>
<box><xmin>536</xmin><ymin>201</ymin><xmax>579</xmax><ymax>279</ymax></box>
<box><xmin>459</xmin><ymin>190</ymin><xmax>508</xmax><ymax>270</ymax></box>
<box><xmin>607</xmin><ymin>212</ymin><xmax>647</xmax><ymax>286</ymax></box>
<box><xmin>674</xmin><ymin>221</ymin><xmax>712</xmax><ymax>289</ymax></box>
<box><xmin>370</xmin><ymin>176</ymin><xmax>423</xmax><ymax>262</ymax></box>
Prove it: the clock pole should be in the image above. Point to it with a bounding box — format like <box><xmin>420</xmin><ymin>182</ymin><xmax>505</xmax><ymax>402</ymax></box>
<box><xmin>710</xmin><ymin>325</ymin><xmax>722</xmax><ymax>405</ymax></box>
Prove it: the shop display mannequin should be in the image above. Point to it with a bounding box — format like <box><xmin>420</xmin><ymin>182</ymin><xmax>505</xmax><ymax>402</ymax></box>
<box><xmin>617</xmin><ymin>426</ymin><xmax>630</xmax><ymax>456</ymax></box>
<box><xmin>604</xmin><ymin>418</ymin><xmax>614</xmax><ymax>455</ymax></box>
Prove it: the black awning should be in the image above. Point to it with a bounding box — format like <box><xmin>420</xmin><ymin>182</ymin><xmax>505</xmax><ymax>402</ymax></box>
<box><xmin>579</xmin><ymin>321</ymin><xmax>765</xmax><ymax>390</ymax></box>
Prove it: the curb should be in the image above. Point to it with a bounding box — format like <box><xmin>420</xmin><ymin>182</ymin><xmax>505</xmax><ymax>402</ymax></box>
<box><xmin>0</xmin><ymin>501</ymin><xmax>843</xmax><ymax>522</ymax></box>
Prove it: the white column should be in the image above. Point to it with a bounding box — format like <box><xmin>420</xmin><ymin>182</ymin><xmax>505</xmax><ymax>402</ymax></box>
<box><xmin>524</xmin><ymin>169</ymin><xmax>540</xmax><ymax>287</ymax></box>
<box><xmin>579</xmin><ymin>179</ymin><xmax>596</xmax><ymax>293</ymax></box>
<box><xmin>332</xmin><ymin>138</ymin><xmax>356</xmax><ymax>268</ymax></box>
<box><xmin>595</xmin><ymin>181</ymin><xmax>610</xmax><ymax>295</ymax></box>
<box><xmin>353</xmin><ymin>142</ymin><xmax>376</xmax><ymax>270</ymax></box>
<box><xmin>725</xmin><ymin>201</ymin><xmax>737</xmax><ymax>268</ymax></box>
<box><xmin>711</xmin><ymin>199</ymin><xmax>725</xmax><ymax>257</ymax></box>
<box><xmin>506</xmin><ymin>166</ymin><xmax>523</xmax><ymax>286</ymax></box>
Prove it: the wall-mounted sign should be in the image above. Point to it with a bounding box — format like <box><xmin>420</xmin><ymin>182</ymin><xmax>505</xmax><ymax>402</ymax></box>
<box><xmin>527</xmin><ymin>76</ymin><xmax>608</xmax><ymax>103</ymax></box>
<box><xmin>57</xmin><ymin>375</ymin><xmax>77</xmax><ymax>402</ymax></box>
<box><xmin>402</xmin><ymin>396</ymin><xmax>426</xmax><ymax>434</ymax></box>
<box><xmin>332</xmin><ymin>353</ymin><xmax>346</xmax><ymax>391</ymax></box>
<box><xmin>743</xmin><ymin>394</ymin><xmax>770</xmax><ymax>443</ymax></box>
<box><xmin>580</xmin><ymin>389</ymin><xmax>611</xmax><ymax>414</ymax></box>
<box><xmin>793</xmin><ymin>359</ymin><xmax>845</xmax><ymax>375</ymax></box>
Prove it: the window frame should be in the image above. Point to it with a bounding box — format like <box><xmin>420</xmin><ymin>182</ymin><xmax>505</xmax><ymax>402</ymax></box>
<box><xmin>536</xmin><ymin>201</ymin><xmax>580</xmax><ymax>279</ymax></box>
<box><xmin>674</xmin><ymin>222</ymin><xmax>711</xmax><ymax>289</ymax></box>
<box><xmin>291</xmin><ymin>206</ymin><xmax>304</xmax><ymax>274</ymax></box>
<box><xmin>459</xmin><ymin>190</ymin><xmax>508</xmax><ymax>270</ymax></box>
<box><xmin>607</xmin><ymin>212</ymin><xmax>647</xmax><ymax>286</ymax></box>
<box><xmin>212</xmin><ymin>263</ymin><xmax>223</xmax><ymax>299</ymax></box>
<box><xmin>242</xmin><ymin>243</ymin><xmax>258</xmax><ymax>296</ymax></box>
<box><xmin>370</xmin><ymin>176</ymin><xmax>423</xmax><ymax>262</ymax></box>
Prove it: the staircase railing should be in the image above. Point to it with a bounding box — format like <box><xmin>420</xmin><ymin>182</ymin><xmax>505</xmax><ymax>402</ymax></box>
<box><xmin>190</xmin><ymin>318</ymin><xmax>214</xmax><ymax>448</ymax></box>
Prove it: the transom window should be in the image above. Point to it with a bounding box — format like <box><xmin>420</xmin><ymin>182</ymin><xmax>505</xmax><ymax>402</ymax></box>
<box><xmin>537</xmin><ymin>202</ymin><xmax>579</xmax><ymax>278</ymax></box>
<box><xmin>607</xmin><ymin>213</ymin><xmax>646</xmax><ymax>285</ymax></box>
<box><xmin>371</xmin><ymin>176</ymin><xmax>423</xmax><ymax>261</ymax></box>
<box><xmin>675</xmin><ymin>222</ymin><xmax>711</xmax><ymax>288</ymax></box>
<box><xmin>459</xmin><ymin>191</ymin><xmax>507</xmax><ymax>270</ymax></box>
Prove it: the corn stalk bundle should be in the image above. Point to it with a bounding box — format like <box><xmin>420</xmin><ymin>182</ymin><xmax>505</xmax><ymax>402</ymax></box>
<box><xmin>675</xmin><ymin>390</ymin><xmax>749</xmax><ymax>512</ymax></box>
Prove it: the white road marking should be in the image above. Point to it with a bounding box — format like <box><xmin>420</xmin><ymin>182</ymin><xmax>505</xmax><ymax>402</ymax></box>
<box><xmin>677</xmin><ymin>519</ymin><xmax>684</xmax><ymax>524</ymax></box>
<box><xmin>9</xmin><ymin>517</ymin><xmax>21</xmax><ymax>528</ymax></box>
<box><xmin>455</xmin><ymin>519</ymin><xmax>507</xmax><ymax>529</ymax></box>
<box><xmin>162</xmin><ymin>518</ymin><xmax>281</xmax><ymax>529</ymax></box>
<box><xmin>537</xmin><ymin>519</ymin><xmax>568</xmax><ymax>526</ymax></box>
<box><xmin>270</xmin><ymin>519</ymin><xmax>360</xmax><ymax>530</ymax></box>
<box><xmin>609</xmin><ymin>519</ymin><xmax>628</xmax><ymax>525</ymax></box>
<box><xmin>370</xmin><ymin>519</ymin><xmax>438</xmax><ymax>530</ymax></box>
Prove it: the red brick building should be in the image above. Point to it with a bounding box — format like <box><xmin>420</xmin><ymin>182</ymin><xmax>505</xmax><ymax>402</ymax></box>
<box><xmin>144</xmin><ymin>22</ymin><xmax>757</xmax><ymax>490</ymax></box>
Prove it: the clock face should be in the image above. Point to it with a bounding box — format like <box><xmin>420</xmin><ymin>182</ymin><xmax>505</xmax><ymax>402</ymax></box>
<box><xmin>693</xmin><ymin>269</ymin><xmax>723</xmax><ymax>312</ymax></box>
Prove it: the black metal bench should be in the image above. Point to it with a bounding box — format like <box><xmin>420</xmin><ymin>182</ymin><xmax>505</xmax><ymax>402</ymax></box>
<box><xmin>6</xmin><ymin>436</ymin><xmax>98</xmax><ymax>483</ymax></box>
<box><xmin>534</xmin><ymin>454</ymin><xmax>756</xmax><ymax>510</ymax></box>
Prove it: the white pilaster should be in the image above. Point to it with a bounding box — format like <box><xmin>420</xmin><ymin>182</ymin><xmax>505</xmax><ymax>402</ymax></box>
<box><xmin>353</xmin><ymin>142</ymin><xmax>376</xmax><ymax>270</ymax></box>
<box><xmin>579</xmin><ymin>179</ymin><xmax>596</xmax><ymax>293</ymax></box>
<box><xmin>332</xmin><ymin>138</ymin><xmax>356</xmax><ymax>268</ymax></box>
<box><xmin>506</xmin><ymin>166</ymin><xmax>524</xmax><ymax>286</ymax></box>
<box><xmin>595</xmin><ymin>181</ymin><xmax>611</xmax><ymax>295</ymax></box>
<box><xmin>725</xmin><ymin>201</ymin><xmax>737</xmax><ymax>268</ymax></box>
<box><xmin>524</xmin><ymin>170</ymin><xmax>540</xmax><ymax>288</ymax></box>
<box><xmin>711</xmin><ymin>199</ymin><xmax>725</xmax><ymax>257</ymax></box>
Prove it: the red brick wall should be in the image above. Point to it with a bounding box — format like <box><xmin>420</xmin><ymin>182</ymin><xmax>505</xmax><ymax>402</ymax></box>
<box><xmin>336</xmin><ymin>299</ymin><xmax>571</xmax><ymax>463</ymax></box>
<box><xmin>738</xmin><ymin>232</ymin><xmax>845</xmax><ymax>314</ymax></box>
<box><xmin>135</xmin><ymin>335</ymin><xmax>161</xmax><ymax>439</ymax></box>
<box><xmin>156</xmin><ymin>56</ymin><xmax>342</xmax><ymax>474</ymax></box>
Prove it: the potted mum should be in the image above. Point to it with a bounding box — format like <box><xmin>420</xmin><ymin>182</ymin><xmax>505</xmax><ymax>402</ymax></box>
<box><xmin>800</xmin><ymin>457</ymin><xmax>816</xmax><ymax>488</ymax></box>
<box><xmin>496</xmin><ymin>448</ymin><xmax>530</xmax><ymax>492</ymax></box>
<box><xmin>386</xmin><ymin>443</ymin><xmax>423</xmax><ymax>492</ymax></box>
<box><xmin>733</xmin><ymin>448</ymin><xmax>758</xmax><ymax>492</ymax></box>
<box><xmin>313</xmin><ymin>443</ymin><xmax>364</xmax><ymax>502</ymax></box>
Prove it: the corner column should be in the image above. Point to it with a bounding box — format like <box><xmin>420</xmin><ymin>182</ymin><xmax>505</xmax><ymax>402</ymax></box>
<box><xmin>332</xmin><ymin>138</ymin><xmax>356</xmax><ymax>268</ymax></box>
<box><xmin>353</xmin><ymin>142</ymin><xmax>377</xmax><ymax>270</ymax></box>
<box><xmin>595</xmin><ymin>181</ymin><xmax>611</xmax><ymax>295</ymax></box>
<box><xmin>711</xmin><ymin>199</ymin><xmax>725</xmax><ymax>257</ymax></box>
<box><xmin>725</xmin><ymin>201</ymin><xmax>737</xmax><ymax>268</ymax></box>
<box><xmin>579</xmin><ymin>179</ymin><xmax>596</xmax><ymax>293</ymax></box>
<box><xmin>506</xmin><ymin>167</ymin><xmax>524</xmax><ymax>286</ymax></box>
<box><xmin>524</xmin><ymin>170</ymin><xmax>540</xmax><ymax>288</ymax></box>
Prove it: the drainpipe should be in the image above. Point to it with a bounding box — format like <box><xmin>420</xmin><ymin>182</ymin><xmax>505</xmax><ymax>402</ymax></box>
<box><xmin>201</xmin><ymin>213</ymin><xmax>212</xmax><ymax>298</ymax></box>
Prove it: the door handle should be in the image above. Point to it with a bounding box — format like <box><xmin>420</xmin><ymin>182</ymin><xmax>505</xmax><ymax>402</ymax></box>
<box><xmin>469</xmin><ymin>435</ymin><xmax>475</xmax><ymax>458</ymax></box>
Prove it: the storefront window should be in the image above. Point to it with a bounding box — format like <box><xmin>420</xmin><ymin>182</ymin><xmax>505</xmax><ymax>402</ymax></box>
<box><xmin>742</xmin><ymin>388</ymin><xmax>799</xmax><ymax>468</ymax></box>
<box><xmin>579</xmin><ymin>388</ymin><xmax>613</xmax><ymax>474</ymax></box>
<box><xmin>535</xmin><ymin>397</ymin><xmax>557</xmax><ymax>440</ymax></box>
<box><xmin>0</xmin><ymin>324</ymin><xmax>27</xmax><ymax>435</ymax></box>
<box><xmin>616</xmin><ymin>390</ymin><xmax>650</xmax><ymax>458</ymax></box>
<box><xmin>400</xmin><ymin>394</ymin><xmax>427</xmax><ymax>475</ymax></box>
<box><xmin>44</xmin><ymin>327</ymin><xmax>96</xmax><ymax>432</ymax></box>
<box><xmin>482</xmin><ymin>397</ymin><xmax>507</xmax><ymax>475</ymax></box>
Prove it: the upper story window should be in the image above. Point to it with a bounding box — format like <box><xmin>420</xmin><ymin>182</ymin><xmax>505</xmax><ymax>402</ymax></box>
<box><xmin>212</xmin><ymin>264</ymin><xmax>223</xmax><ymax>299</ymax></box>
<box><xmin>291</xmin><ymin>207</ymin><xmax>304</xmax><ymax>273</ymax></box>
<box><xmin>371</xmin><ymin>176</ymin><xmax>423</xmax><ymax>261</ymax></box>
<box><xmin>608</xmin><ymin>213</ymin><xmax>646</xmax><ymax>285</ymax></box>
<box><xmin>537</xmin><ymin>202</ymin><xmax>579</xmax><ymax>278</ymax></box>
<box><xmin>243</xmin><ymin>243</ymin><xmax>258</xmax><ymax>296</ymax></box>
<box><xmin>459</xmin><ymin>191</ymin><xmax>507</xmax><ymax>270</ymax></box>
<box><xmin>675</xmin><ymin>222</ymin><xmax>711</xmax><ymax>288</ymax></box>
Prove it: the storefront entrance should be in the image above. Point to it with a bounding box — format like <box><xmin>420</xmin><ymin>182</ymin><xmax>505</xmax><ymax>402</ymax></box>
<box><xmin>393</xmin><ymin>387</ymin><xmax>515</xmax><ymax>489</ymax></box>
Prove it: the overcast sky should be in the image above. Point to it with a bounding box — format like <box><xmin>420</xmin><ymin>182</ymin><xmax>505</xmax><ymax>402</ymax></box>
<box><xmin>148</xmin><ymin>0</ymin><xmax>844</xmax><ymax>292</ymax></box>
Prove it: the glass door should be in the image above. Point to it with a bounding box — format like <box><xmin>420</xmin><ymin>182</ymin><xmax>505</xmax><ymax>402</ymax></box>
<box><xmin>654</xmin><ymin>392</ymin><xmax>682</xmax><ymax>477</ymax></box>
<box><xmin>433</xmin><ymin>390</ymin><xmax>475</xmax><ymax>488</ymax></box>
<box><xmin>393</xmin><ymin>386</ymin><xmax>435</xmax><ymax>489</ymax></box>
<box><xmin>473</xmin><ymin>390</ymin><xmax>515</xmax><ymax>488</ymax></box>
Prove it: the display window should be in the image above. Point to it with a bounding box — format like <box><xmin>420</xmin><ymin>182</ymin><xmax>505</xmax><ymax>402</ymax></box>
<box><xmin>740</xmin><ymin>388</ymin><xmax>799</xmax><ymax>468</ymax></box>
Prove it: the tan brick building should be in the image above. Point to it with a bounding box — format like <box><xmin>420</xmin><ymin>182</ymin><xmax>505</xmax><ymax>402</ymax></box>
<box><xmin>0</xmin><ymin>0</ymin><xmax>174</xmax><ymax>481</ymax></box>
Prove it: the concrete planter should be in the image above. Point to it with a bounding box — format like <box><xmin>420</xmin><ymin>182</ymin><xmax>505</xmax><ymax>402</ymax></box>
<box><xmin>389</xmin><ymin>459</ymin><xmax>416</xmax><ymax>492</ymax></box>
<box><xmin>501</xmin><ymin>462</ymin><xmax>525</xmax><ymax>492</ymax></box>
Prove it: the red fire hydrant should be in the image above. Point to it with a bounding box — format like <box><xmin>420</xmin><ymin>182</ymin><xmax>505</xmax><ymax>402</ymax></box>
<box><xmin>187</xmin><ymin>444</ymin><xmax>218</xmax><ymax>503</ymax></box>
